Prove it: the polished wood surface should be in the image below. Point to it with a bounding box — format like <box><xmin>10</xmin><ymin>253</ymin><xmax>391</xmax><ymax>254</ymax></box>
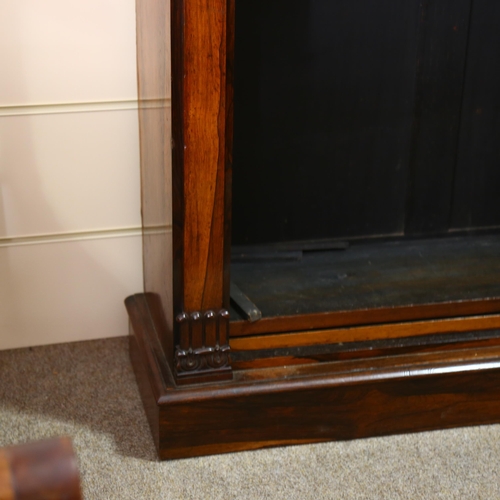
<box><xmin>128</xmin><ymin>294</ymin><xmax>500</xmax><ymax>459</ymax></box>
<box><xmin>176</xmin><ymin>0</ymin><xmax>228</xmax><ymax>312</ymax></box>
<box><xmin>230</xmin><ymin>298</ymin><xmax>500</xmax><ymax>337</ymax></box>
<box><xmin>171</xmin><ymin>0</ymin><xmax>232</xmax><ymax>311</ymax></box>
<box><xmin>0</xmin><ymin>437</ymin><xmax>81</xmax><ymax>500</ymax></box>
<box><xmin>0</xmin><ymin>451</ymin><xmax>13</xmax><ymax>500</ymax></box>
<box><xmin>231</xmin><ymin>314</ymin><xmax>500</xmax><ymax>351</ymax></box>
<box><xmin>231</xmin><ymin>331</ymin><xmax>500</xmax><ymax>370</ymax></box>
<box><xmin>170</xmin><ymin>0</ymin><xmax>232</xmax><ymax>382</ymax></box>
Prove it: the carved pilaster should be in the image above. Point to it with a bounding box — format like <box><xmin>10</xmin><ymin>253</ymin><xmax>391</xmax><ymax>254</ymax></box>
<box><xmin>174</xmin><ymin>309</ymin><xmax>232</xmax><ymax>384</ymax></box>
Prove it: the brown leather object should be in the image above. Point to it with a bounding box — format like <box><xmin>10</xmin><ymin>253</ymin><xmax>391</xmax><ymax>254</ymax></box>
<box><xmin>0</xmin><ymin>437</ymin><xmax>82</xmax><ymax>500</ymax></box>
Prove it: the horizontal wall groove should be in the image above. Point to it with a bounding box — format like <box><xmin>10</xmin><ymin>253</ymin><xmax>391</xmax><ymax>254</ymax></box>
<box><xmin>0</xmin><ymin>226</ymin><xmax>170</xmax><ymax>248</ymax></box>
<box><xmin>0</xmin><ymin>98</ymin><xmax>171</xmax><ymax>117</ymax></box>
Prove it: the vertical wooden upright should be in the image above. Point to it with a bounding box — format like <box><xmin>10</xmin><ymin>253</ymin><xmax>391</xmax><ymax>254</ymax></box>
<box><xmin>171</xmin><ymin>0</ymin><xmax>233</xmax><ymax>383</ymax></box>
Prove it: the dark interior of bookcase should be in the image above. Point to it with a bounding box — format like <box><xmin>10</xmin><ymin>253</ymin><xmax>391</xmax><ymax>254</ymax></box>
<box><xmin>230</xmin><ymin>0</ymin><xmax>500</xmax><ymax>323</ymax></box>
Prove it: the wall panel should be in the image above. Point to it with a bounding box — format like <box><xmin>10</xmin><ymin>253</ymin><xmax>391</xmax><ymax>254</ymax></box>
<box><xmin>0</xmin><ymin>110</ymin><xmax>141</xmax><ymax>239</ymax></box>
<box><xmin>0</xmin><ymin>1</ymin><xmax>171</xmax><ymax>350</ymax></box>
<box><xmin>0</xmin><ymin>0</ymin><xmax>138</xmax><ymax>106</ymax></box>
<box><xmin>0</xmin><ymin>235</ymin><xmax>143</xmax><ymax>350</ymax></box>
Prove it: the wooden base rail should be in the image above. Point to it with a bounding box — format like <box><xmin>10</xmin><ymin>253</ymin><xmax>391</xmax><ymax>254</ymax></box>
<box><xmin>128</xmin><ymin>294</ymin><xmax>500</xmax><ymax>460</ymax></box>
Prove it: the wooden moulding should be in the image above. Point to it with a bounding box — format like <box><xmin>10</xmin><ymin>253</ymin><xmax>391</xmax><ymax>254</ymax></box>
<box><xmin>230</xmin><ymin>298</ymin><xmax>500</xmax><ymax>337</ymax></box>
<box><xmin>230</xmin><ymin>313</ymin><xmax>500</xmax><ymax>351</ymax></box>
<box><xmin>127</xmin><ymin>294</ymin><xmax>500</xmax><ymax>460</ymax></box>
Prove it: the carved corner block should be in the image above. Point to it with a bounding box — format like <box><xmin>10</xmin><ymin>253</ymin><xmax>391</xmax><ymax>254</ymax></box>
<box><xmin>174</xmin><ymin>309</ymin><xmax>232</xmax><ymax>384</ymax></box>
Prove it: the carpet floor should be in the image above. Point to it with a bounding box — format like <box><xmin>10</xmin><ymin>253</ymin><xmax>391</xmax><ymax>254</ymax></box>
<box><xmin>1</xmin><ymin>337</ymin><xmax>500</xmax><ymax>499</ymax></box>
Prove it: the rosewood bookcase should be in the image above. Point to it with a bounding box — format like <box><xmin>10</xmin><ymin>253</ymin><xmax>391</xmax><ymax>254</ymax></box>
<box><xmin>126</xmin><ymin>0</ymin><xmax>500</xmax><ymax>459</ymax></box>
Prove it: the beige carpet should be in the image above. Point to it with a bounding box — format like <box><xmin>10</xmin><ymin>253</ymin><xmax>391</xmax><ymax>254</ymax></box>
<box><xmin>1</xmin><ymin>337</ymin><xmax>500</xmax><ymax>499</ymax></box>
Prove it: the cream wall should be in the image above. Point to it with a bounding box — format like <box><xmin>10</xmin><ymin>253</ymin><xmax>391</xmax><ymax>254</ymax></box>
<box><xmin>0</xmin><ymin>1</ymin><xmax>152</xmax><ymax>350</ymax></box>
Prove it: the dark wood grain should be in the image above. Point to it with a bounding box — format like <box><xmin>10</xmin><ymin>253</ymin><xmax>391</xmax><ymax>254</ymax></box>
<box><xmin>0</xmin><ymin>450</ymin><xmax>13</xmax><ymax>500</ymax></box>
<box><xmin>127</xmin><ymin>294</ymin><xmax>172</xmax><ymax>452</ymax></box>
<box><xmin>230</xmin><ymin>298</ymin><xmax>500</xmax><ymax>337</ymax></box>
<box><xmin>232</xmin><ymin>0</ymin><xmax>420</xmax><ymax>244</ymax></box>
<box><xmin>0</xmin><ymin>438</ymin><xmax>82</xmax><ymax>500</ymax></box>
<box><xmin>224</xmin><ymin>0</ymin><xmax>235</xmax><ymax>309</ymax></box>
<box><xmin>128</xmin><ymin>294</ymin><xmax>500</xmax><ymax>459</ymax></box>
<box><xmin>452</xmin><ymin>0</ymin><xmax>500</xmax><ymax>230</ymax></box>
<box><xmin>231</xmin><ymin>330</ymin><xmax>500</xmax><ymax>370</ymax></box>
<box><xmin>162</xmin><ymin>360</ymin><xmax>500</xmax><ymax>459</ymax></box>
<box><xmin>179</xmin><ymin>0</ymin><xmax>227</xmax><ymax>312</ymax></box>
<box><xmin>405</xmin><ymin>0</ymin><xmax>472</xmax><ymax>235</ymax></box>
<box><xmin>170</xmin><ymin>0</ymin><xmax>232</xmax><ymax>382</ymax></box>
<box><xmin>231</xmin><ymin>314</ymin><xmax>500</xmax><ymax>351</ymax></box>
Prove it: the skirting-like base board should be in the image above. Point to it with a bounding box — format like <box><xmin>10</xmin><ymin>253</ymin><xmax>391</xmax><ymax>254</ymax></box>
<box><xmin>127</xmin><ymin>294</ymin><xmax>500</xmax><ymax>460</ymax></box>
